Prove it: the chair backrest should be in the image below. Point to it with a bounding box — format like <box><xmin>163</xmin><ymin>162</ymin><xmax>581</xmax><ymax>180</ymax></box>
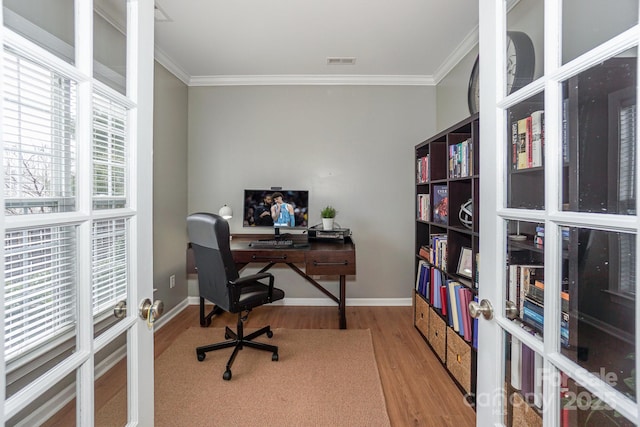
<box><xmin>187</xmin><ymin>213</ymin><xmax>240</xmax><ymax>312</ymax></box>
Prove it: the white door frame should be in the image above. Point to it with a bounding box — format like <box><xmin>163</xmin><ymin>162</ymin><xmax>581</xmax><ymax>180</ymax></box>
<box><xmin>0</xmin><ymin>0</ymin><xmax>155</xmax><ymax>425</ymax></box>
<box><xmin>477</xmin><ymin>1</ymin><xmax>640</xmax><ymax>426</ymax></box>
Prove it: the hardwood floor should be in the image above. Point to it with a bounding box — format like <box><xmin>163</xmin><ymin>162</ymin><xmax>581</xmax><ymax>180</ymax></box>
<box><xmin>45</xmin><ymin>305</ymin><xmax>476</xmax><ymax>427</ymax></box>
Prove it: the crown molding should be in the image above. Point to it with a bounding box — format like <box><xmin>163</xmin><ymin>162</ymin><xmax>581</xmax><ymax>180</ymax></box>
<box><xmin>154</xmin><ymin>45</ymin><xmax>191</xmax><ymax>85</ymax></box>
<box><xmin>432</xmin><ymin>25</ymin><xmax>479</xmax><ymax>84</ymax></box>
<box><xmin>188</xmin><ymin>74</ymin><xmax>435</xmax><ymax>87</ymax></box>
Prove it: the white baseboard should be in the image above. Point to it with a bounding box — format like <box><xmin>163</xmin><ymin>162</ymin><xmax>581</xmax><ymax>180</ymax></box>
<box><xmin>152</xmin><ymin>298</ymin><xmax>191</xmax><ymax>331</ymax></box>
<box><xmin>187</xmin><ymin>296</ymin><xmax>412</xmax><ymax>307</ymax></box>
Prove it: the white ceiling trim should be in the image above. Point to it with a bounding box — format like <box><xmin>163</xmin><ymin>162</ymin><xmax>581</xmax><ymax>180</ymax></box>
<box><xmin>188</xmin><ymin>74</ymin><xmax>435</xmax><ymax>86</ymax></box>
<box><xmin>154</xmin><ymin>45</ymin><xmax>191</xmax><ymax>84</ymax></box>
<box><xmin>153</xmin><ymin>30</ymin><xmax>480</xmax><ymax>88</ymax></box>
<box><xmin>432</xmin><ymin>25</ymin><xmax>479</xmax><ymax>84</ymax></box>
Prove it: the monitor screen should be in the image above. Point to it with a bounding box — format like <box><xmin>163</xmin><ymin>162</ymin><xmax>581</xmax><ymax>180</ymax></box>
<box><xmin>243</xmin><ymin>189</ymin><xmax>309</xmax><ymax>229</ymax></box>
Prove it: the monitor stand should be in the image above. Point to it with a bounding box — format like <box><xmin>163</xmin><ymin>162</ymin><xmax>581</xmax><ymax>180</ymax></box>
<box><xmin>274</xmin><ymin>227</ymin><xmax>292</xmax><ymax>241</ymax></box>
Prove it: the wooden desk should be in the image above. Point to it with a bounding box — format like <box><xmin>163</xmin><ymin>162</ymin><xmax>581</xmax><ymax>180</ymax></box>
<box><xmin>187</xmin><ymin>235</ymin><xmax>356</xmax><ymax>329</ymax></box>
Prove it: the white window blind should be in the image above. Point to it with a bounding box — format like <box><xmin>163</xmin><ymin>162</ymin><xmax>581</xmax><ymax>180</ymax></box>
<box><xmin>3</xmin><ymin>47</ymin><xmax>76</xmax><ymax>215</ymax></box>
<box><xmin>4</xmin><ymin>226</ymin><xmax>77</xmax><ymax>361</ymax></box>
<box><xmin>92</xmin><ymin>93</ymin><xmax>127</xmax><ymax>210</ymax></box>
<box><xmin>92</xmin><ymin>218</ymin><xmax>128</xmax><ymax>315</ymax></box>
<box><xmin>3</xmin><ymin>45</ymin><xmax>131</xmax><ymax>365</ymax></box>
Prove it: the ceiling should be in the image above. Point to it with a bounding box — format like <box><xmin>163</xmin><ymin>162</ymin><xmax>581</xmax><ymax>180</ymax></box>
<box><xmin>152</xmin><ymin>0</ymin><xmax>479</xmax><ymax>86</ymax></box>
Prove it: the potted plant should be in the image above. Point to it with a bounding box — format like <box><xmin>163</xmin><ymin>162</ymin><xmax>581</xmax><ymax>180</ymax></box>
<box><xmin>321</xmin><ymin>205</ymin><xmax>337</xmax><ymax>230</ymax></box>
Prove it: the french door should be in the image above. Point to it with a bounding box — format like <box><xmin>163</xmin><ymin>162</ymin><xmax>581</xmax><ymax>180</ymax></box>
<box><xmin>477</xmin><ymin>0</ymin><xmax>640</xmax><ymax>426</ymax></box>
<box><xmin>1</xmin><ymin>1</ymin><xmax>155</xmax><ymax>425</ymax></box>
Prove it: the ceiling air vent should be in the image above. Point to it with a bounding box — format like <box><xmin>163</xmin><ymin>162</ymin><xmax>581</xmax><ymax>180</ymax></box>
<box><xmin>327</xmin><ymin>57</ymin><xmax>356</xmax><ymax>65</ymax></box>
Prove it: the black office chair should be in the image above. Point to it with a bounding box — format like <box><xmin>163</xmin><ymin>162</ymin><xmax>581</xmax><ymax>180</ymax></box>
<box><xmin>187</xmin><ymin>212</ymin><xmax>285</xmax><ymax>380</ymax></box>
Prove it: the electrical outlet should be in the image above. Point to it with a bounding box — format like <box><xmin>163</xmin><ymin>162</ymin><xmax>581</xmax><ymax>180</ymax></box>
<box><xmin>169</xmin><ymin>274</ymin><xmax>176</xmax><ymax>289</ymax></box>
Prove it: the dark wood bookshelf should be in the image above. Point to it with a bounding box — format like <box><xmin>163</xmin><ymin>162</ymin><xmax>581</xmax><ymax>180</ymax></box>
<box><xmin>413</xmin><ymin>114</ymin><xmax>479</xmax><ymax>405</ymax></box>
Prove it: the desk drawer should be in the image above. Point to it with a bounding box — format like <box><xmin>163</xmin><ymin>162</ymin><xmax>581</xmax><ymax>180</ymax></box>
<box><xmin>305</xmin><ymin>251</ymin><xmax>356</xmax><ymax>275</ymax></box>
<box><xmin>233</xmin><ymin>250</ymin><xmax>305</xmax><ymax>264</ymax></box>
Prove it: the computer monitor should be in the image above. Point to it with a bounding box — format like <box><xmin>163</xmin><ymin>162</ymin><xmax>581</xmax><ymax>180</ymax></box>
<box><xmin>243</xmin><ymin>189</ymin><xmax>309</xmax><ymax>237</ymax></box>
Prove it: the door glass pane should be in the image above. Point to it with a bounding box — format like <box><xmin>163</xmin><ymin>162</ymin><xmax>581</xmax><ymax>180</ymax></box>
<box><xmin>562</xmin><ymin>49</ymin><xmax>637</xmax><ymax>214</ymax></box>
<box><xmin>12</xmin><ymin>372</ymin><xmax>77</xmax><ymax>426</ymax></box>
<box><xmin>4</xmin><ymin>225</ymin><xmax>78</xmax><ymax>401</ymax></box>
<box><xmin>507</xmin><ymin>92</ymin><xmax>545</xmax><ymax>209</ymax></box>
<box><xmin>3</xmin><ymin>0</ymin><xmax>75</xmax><ymax>64</ymax></box>
<box><xmin>3</xmin><ymin>48</ymin><xmax>78</xmax><ymax>215</ymax></box>
<box><xmin>92</xmin><ymin>218</ymin><xmax>129</xmax><ymax>338</ymax></box>
<box><xmin>562</xmin><ymin>0</ymin><xmax>638</xmax><ymax>65</ymax></box>
<box><xmin>561</xmin><ymin>373</ymin><xmax>635</xmax><ymax>426</ymax></box>
<box><xmin>506</xmin><ymin>0</ymin><xmax>542</xmax><ymax>96</ymax></box>
<box><xmin>561</xmin><ymin>227</ymin><xmax>636</xmax><ymax>402</ymax></box>
<box><xmin>95</xmin><ymin>333</ymin><xmax>128</xmax><ymax>426</ymax></box>
<box><xmin>506</xmin><ymin>220</ymin><xmax>545</xmax><ymax>331</ymax></box>
<box><xmin>92</xmin><ymin>93</ymin><xmax>128</xmax><ymax>210</ymax></box>
<box><xmin>504</xmin><ymin>330</ymin><xmax>544</xmax><ymax>427</ymax></box>
<box><xmin>94</xmin><ymin>1</ymin><xmax>127</xmax><ymax>94</ymax></box>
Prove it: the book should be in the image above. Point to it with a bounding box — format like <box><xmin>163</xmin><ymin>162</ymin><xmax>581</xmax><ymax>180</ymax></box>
<box><xmin>459</xmin><ymin>286</ymin><xmax>473</xmax><ymax>342</ymax></box>
<box><xmin>521</xmin><ymin>342</ymin><xmax>535</xmax><ymax>398</ymax></box>
<box><xmin>447</xmin><ymin>281</ymin><xmax>459</xmax><ymax>331</ymax></box>
<box><xmin>415</xmin><ymin>260</ymin><xmax>430</xmax><ymax>299</ymax></box>
<box><xmin>432</xmin><ymin>185</ymin><xmax>448</xmax><ymax>225</ymax></box>
<box><xmin>439</xmin><ymin>283</ymin><xmax>447</xmax><ymax>316</ymax></box>
<box><xmin>417</xmin><ymin>194</ymin><xmax>430</xmax><ymax>221</ymax></box>
<box><xmin>418</xmin><ymin>245</ymin><xmax>430</xmax><ymax>259</ymax></box>
<box><xmin>517</xmin><ymin>117</ymin><xmax>530</xmax><ymax>169</ymax></box>
<box><xmin>430</xmin><ymin>233</ymin><xmax>448</xmax><ymax>270</ymax></box>
<box><xmin>511</xmin><ymin>121</ymin><xmax>518</xmax><ymax>170</ymax></box>
<box><xmin>454</xmin><ymin>283</ymin><xmax>464</xmax><ymax>336</ymax></box>
<box><xmin>511</xmin><ymin>336</ymin><xmax>522</xmax><ymax>390</ymax></box>
<box><xmin>417</xmin><ymin>155</ymin><xmax>429</xmax><ymax>183</ymax></box>
<box><xmin>530</xmin><ymin>110</ymin><xmax>544</xmax><ymax>167</ymax></box>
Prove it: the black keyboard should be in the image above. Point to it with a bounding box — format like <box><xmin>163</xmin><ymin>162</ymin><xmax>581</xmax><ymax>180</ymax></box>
<box><xmin>249</xmin><ymin>239</ymin><xmax>294</xmax><ymax>249</ymax></box>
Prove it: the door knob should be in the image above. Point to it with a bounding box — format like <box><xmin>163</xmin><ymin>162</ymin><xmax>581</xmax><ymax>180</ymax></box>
<box><xmin>469</xmin><ymin>299</ymin><xmax>494</xmax><ymax>320</ymax></box>
<box><xmin>113</xmin><ymin>300</ymin><xmax>127</xmax><ymax>319</ymax></box>
<box><xmin>139</xmin><ymin>298</ymin><xmax>164</xmax><ymax>322</ymax></box>
<box><xmin>505</xmin><ymin>300</ymin><xmax>519</xmax><ymax>320</ymax></box>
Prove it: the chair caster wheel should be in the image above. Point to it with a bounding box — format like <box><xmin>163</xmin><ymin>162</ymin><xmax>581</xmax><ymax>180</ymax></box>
<box><xmin>267</xmin><ymin>330</ymin><xmax>273</xmax><ymax>338</ymax></box>
<box><xmin>223</xmin><ymin>370</ymin><xmax>232</xmax><ymax>381</ymax></box>
<box><xmin>197</xmin><ymin>352</ymin><xmax>205</xmax><ymax>362</ymax></box>
<box><xmin>272</xmin><ymin>353</ymin><xmax>279</xmax><ymax>361</ymax></box>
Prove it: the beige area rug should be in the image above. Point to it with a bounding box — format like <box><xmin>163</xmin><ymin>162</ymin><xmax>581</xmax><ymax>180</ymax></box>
<box><xmin>152</xmin><ymin>327</ymin><xmax>391</xmax><ymax>427</ymax></box>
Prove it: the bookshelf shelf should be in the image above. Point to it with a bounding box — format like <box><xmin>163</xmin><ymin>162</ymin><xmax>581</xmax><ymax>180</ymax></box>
<box><xmin>413</xmin><ymin>114</ymin><xmax>479</xmax><ymax>403</ymax></box>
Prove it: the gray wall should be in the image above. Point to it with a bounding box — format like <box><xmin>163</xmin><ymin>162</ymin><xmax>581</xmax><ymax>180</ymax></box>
<box><xmin>436</xmin><ymin>47</ymin><xmax>479</xmax><ymax>131</ymax></box>
<box><xmin>187</xmin><ymin>85</ymin><xmax>436</xmax><ymax>300</ymax></box>
<box><xmin>153</xmin><ymin>62</ymin><xmax>189</xmax><ymax>312</ymax></box>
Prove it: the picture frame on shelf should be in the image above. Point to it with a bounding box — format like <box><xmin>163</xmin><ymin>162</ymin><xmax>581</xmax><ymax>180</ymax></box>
<box><xmin>457</xmin><ymin>247</ymin><xmax>473</xmax><ymax>279</ymax></box>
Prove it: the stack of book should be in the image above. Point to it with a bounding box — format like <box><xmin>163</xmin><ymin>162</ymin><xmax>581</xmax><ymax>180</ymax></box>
<box><xmin>512</xmin><ymin>110</ymin><xmax>544</xmax><ymax>170</ymax></box>
<box><xmin>417</xmin><ymin>193</ymin><xmax>429</xmax><ymax>221</ymax></box>
<box><xmin>508</xmin><ymin>264</ymin><xmax>569</xmax><ymax>348</ymax></box>
<box><xmin>429</xmin><ymin>234</ymin><xmax>447</xmax><ymax>271</ymax></box>
<box><xmin>417</xmin><ymin>155</ymin><xmax>429</xmax><ymax>183</ymax></box>
<box><xmin>448</xmin><ymin>138</ymin><xmax>473</xmax><ymax>178</ymax></box>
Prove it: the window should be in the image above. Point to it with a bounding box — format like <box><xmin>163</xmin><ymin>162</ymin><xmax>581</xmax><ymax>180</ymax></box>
<box><xmin>3</xmin><ymin>44</ymin><xmax>131</xmax><ymax>364</ymax></box>
<box><xmin>4</xmin><ymin>226</ymin><xmax>76</xmax><ymax>361</ymax></box>
<box><xmin>3</xmin><ymin>48</ymin><xmax>76</xmax><ymax>215</ymax></box>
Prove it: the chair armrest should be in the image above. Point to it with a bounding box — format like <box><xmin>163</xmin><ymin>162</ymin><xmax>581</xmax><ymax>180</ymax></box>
<box><xmin>233</xmin><ymin>272</ymin><xmax>272</xmax><ymax>284</ymax></box>
<box><xmin>230</xmin><ymin>272</ymin><xmax>276</xmax><ymax>297</ymax></box>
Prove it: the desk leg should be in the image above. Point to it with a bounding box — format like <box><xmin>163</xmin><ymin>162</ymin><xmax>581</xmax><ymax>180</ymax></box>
<box><xmin>339</xmin><ymin>275</ymin><xmax>346</xmax><ymax>329</ymax></box>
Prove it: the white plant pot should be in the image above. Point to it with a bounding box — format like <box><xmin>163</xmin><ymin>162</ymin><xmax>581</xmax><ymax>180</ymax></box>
<box><xmin>322</xmin><ymin>218</ymin><xmax>335</xmax><ymax>230</ymax></box>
